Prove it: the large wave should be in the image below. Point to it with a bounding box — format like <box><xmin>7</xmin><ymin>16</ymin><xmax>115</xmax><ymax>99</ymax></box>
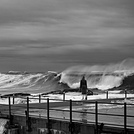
<box><xmin>60</xmin><ymin>58</ymin><xmax>134</xmax><ymax>90</ymax></box>
<box><xmin>0</xmin><ymin>58</ymin><xmax>134</xmax><ymax>95</ymax></box>
<box><xmin>0</xmin><ymin>71</ymin><xmax>67</xmax><ymax>95</ymax></box>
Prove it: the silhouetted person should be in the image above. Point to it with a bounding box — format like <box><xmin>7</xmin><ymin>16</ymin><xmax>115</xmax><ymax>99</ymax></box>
<box><xmin>80</xmin><ymin>76</ymin><xmax>87</xmax><ymax>100</ymax></box>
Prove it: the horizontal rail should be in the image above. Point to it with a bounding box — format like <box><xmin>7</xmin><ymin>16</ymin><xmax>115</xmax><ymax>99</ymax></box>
<box><xmin>1</xmin><ymin>97</ymin><xmax>134</xmax><ymax>134</ymax></box>
<box><xmin>2</xmin><ymin>105</ymin><xmax>134</xmax><ymax>119</ymax></box>
<box><xmin>7</xmin><ymin>94</ymin><xmax>134</xmax><ymax>105</ymax></box>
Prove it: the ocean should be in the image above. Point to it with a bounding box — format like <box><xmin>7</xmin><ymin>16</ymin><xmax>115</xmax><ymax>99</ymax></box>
<box><xmin>0</xmin><ymin>63</ymin><xmax>134</xmax><ymax>104</ymax></box>
<box><xmin>0</xmin><ymin>65</ymin><xmax>134</xmax><ymax>133</ymax></box>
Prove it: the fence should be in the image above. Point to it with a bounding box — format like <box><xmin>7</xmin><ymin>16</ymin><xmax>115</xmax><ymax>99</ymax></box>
<box><xmin>10</xmin><ymin>89</ymin><xmax>129</xmax><ymax>104</ymax></box>
<box><xmin>0</xmin><ymin>95</ymin><xmax>134</xmax><ymax>134</ymax></box>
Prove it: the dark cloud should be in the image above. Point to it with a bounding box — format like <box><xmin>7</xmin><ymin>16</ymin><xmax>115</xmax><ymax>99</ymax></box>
<box><xmin>0</xmin><ymin>0</ymin><xmax>134</xmax><ymax>71</ymax></box>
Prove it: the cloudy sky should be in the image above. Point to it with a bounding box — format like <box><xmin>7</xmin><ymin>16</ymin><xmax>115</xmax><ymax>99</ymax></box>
<box><xmin>0</xmin><ymin>0</ymin><xmax>134</xmax><ymax>72</ymax></box>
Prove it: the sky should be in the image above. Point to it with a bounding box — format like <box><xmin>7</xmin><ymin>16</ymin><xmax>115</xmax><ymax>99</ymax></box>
<box><xmin>0</xmin><ymin>0</ymin><xmax>134</xmax><ymax>72</ymax></box>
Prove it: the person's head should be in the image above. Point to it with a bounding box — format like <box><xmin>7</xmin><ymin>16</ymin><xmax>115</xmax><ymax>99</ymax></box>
<box><xmin>82</xmin><ymin>75</ymin><xmax>85</xmax><ymax>80</ymax></box>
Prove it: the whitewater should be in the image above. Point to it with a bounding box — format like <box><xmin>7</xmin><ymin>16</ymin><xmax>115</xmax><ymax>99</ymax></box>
<box><xmin>1</xmin><ymin>58</ymin><xmax>134</xmax><ymax>104</ymax></box>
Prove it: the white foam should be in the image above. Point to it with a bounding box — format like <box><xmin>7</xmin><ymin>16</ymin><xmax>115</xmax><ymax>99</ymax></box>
<box><xmin>0</xmin><ymin>73</ymin><xmax>44</xmax><ymax>88</ymax></box>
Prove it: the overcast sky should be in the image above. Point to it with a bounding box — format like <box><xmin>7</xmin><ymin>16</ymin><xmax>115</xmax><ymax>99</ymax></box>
<box><xmin>0</xmin><ymin>0</ymin><xmax>134</xmax><ymax>72</ymax></box>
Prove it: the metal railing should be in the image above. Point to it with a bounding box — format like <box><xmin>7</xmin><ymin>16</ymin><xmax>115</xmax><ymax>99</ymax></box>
<box><xmin>6</xmin><ymin>88</ymin><xmax>132</xmax><ymax>106</ymax></box>
<box><xmin>0</xmin><ymin>96</ymin><xmax>134</xmax><ymax>134</ymax></box>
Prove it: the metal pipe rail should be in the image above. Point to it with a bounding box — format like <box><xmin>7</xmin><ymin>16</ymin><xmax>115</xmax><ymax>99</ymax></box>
<box><xmin>1</xmin><ymin>97</ymin><xmax>134</xmax><ymax>134</ymax></box>
<box><xmin>4</xmin><ymin>105</ymin><xmax>134</xmax><ymax>126</ymax></box>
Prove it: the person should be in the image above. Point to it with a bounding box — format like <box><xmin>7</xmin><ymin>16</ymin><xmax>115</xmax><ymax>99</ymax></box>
<box><xmin>80</xmin><ymin>76</ymin><xmax>87</xmax><ymax>100</ymax></box>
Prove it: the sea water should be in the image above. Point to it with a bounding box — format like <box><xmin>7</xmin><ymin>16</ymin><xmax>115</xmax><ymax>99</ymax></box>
<box><xmin>0</xmin><ymin>59</ymin><xmax>134</xmax><ymax>104</ymax></box>
<box><xmin>1</xmin><ymin>63</ymin><xmax>134</xmax><ymax>130</ymax></box>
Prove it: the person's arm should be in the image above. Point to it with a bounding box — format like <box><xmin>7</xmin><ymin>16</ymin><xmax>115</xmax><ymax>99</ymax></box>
<box><xmin>80</xmin><ymin>80</ymin><xmax>82</xmax><ymax>88</ymax></box>
<box><xmin>85</xmin><ymin>80</ymin><xmax>87</xmax><ymax>89</ymax></box>
<box><xmin>80</xmin><ymin>80</ymin><xmax>82</xmax><ymax>92</ymax></box>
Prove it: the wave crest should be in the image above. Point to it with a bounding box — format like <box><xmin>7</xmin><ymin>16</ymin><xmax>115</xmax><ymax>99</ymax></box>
<box><xmin>60</xmin><ymin>59</ymin><xmax>134</xmax><ymax>90</ymax></box>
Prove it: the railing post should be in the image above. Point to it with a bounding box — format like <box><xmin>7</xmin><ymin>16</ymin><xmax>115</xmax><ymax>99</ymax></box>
<box><xmin>124</xmin><ymin>102</ymin><xmax>127</xmax><ymax>134</ymax></box>
<box><xmin>106</xmin><ymin>91</ymin><xmax>108</xmax><ymax>99</ymax></box>
<box><xmin>95</xmin><ymin>101</ymin><xmax>98</xmax><ymax>134</ymax></box>
<box><xmin>69</xmin><ymin>99</ymin><xmax>74</xmax><ymax>134</ymax></box>
<box><xmin>13</xmin><ymin>94</ymin><xmax>15</xmax><ymax>104</ymax></box>
<box><xmin>125</xmin><ymin>89</ymin><xmax>127</xmax><ymax>100</ymax></box>
<box><xmin>39</xmin><ymin>94</ymin><xmax>41</xmax><ymax>103</ymax></box>
<box><xmin>26</xmin><ymin>97</ymin><xmax>29</xmax><ymax>131</ymax></box>
<box><xmin>47</xmin><ymin>98</ymin><xmax>51</xmax><ymax>134</ymax></box>
<box><xmin>47</xmin><ymin>98</ymin><xmax>49</xmax><ymax>124</ymax></box>
<box><xmin>63</xmin><ymin>92</ymin><xmax>65</xmax><ymax>101</ymax></box>
<box><xmin>27</xmin><ymin>97</ymin><xmax>29</xmax><ymax>120</ymax></box>
<box><xmin>26</xmin><ymin>97</ymin><xmax>31</xmax><ymax>132</ymax></box>
<box><xmin>8</xmin><ymin>97</ymin><xmax>12</xmax><ymax>127</ymax></box>
<box><xmin>70</xmin><ymin>99</ymin><xmax>72</xmax><ymax>124</ymax></box>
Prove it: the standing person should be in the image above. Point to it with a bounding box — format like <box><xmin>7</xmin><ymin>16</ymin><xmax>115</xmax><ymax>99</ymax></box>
<box><xmin>80</xmin><ymin>76</ymin><xmax>87</xmax><ymax>100</ymax></box>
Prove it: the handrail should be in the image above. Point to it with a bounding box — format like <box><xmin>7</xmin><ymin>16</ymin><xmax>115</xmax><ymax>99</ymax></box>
<box><xmin>10</xmin><ymin>94</ymin><xmax>134</xmax><ymax>104</ymax></box>
<box><xmin>1</xmin><ymin>97</ymin><xmax>134</xmax><ymax>134</ymax></box>
<box><xmin>2</xmin><ymin>105</ymin><xmax>134</xmax><ymax>119</ymax></box>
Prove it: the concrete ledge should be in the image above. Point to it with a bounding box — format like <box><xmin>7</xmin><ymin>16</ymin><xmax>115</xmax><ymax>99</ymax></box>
<box><xmin>5</xmin><ymin>114</ymin><xmax>133</xmax><ymax>134</ymax></box>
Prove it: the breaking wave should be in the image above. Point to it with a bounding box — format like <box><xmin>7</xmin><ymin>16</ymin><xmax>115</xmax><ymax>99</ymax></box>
<box><xmin>0</xmin><ymin>58</ymin><xmax>134</xmax><ymax>95</ymax></box>
<box><xmin>0</xmin><ymin>71</ymin><xmax>65</xmax><ymax>95</ymax></box>
<box><xmin>60</xmin><ymin>58</ymin><xmax>134</xmax><ymax>90</ymax></box>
